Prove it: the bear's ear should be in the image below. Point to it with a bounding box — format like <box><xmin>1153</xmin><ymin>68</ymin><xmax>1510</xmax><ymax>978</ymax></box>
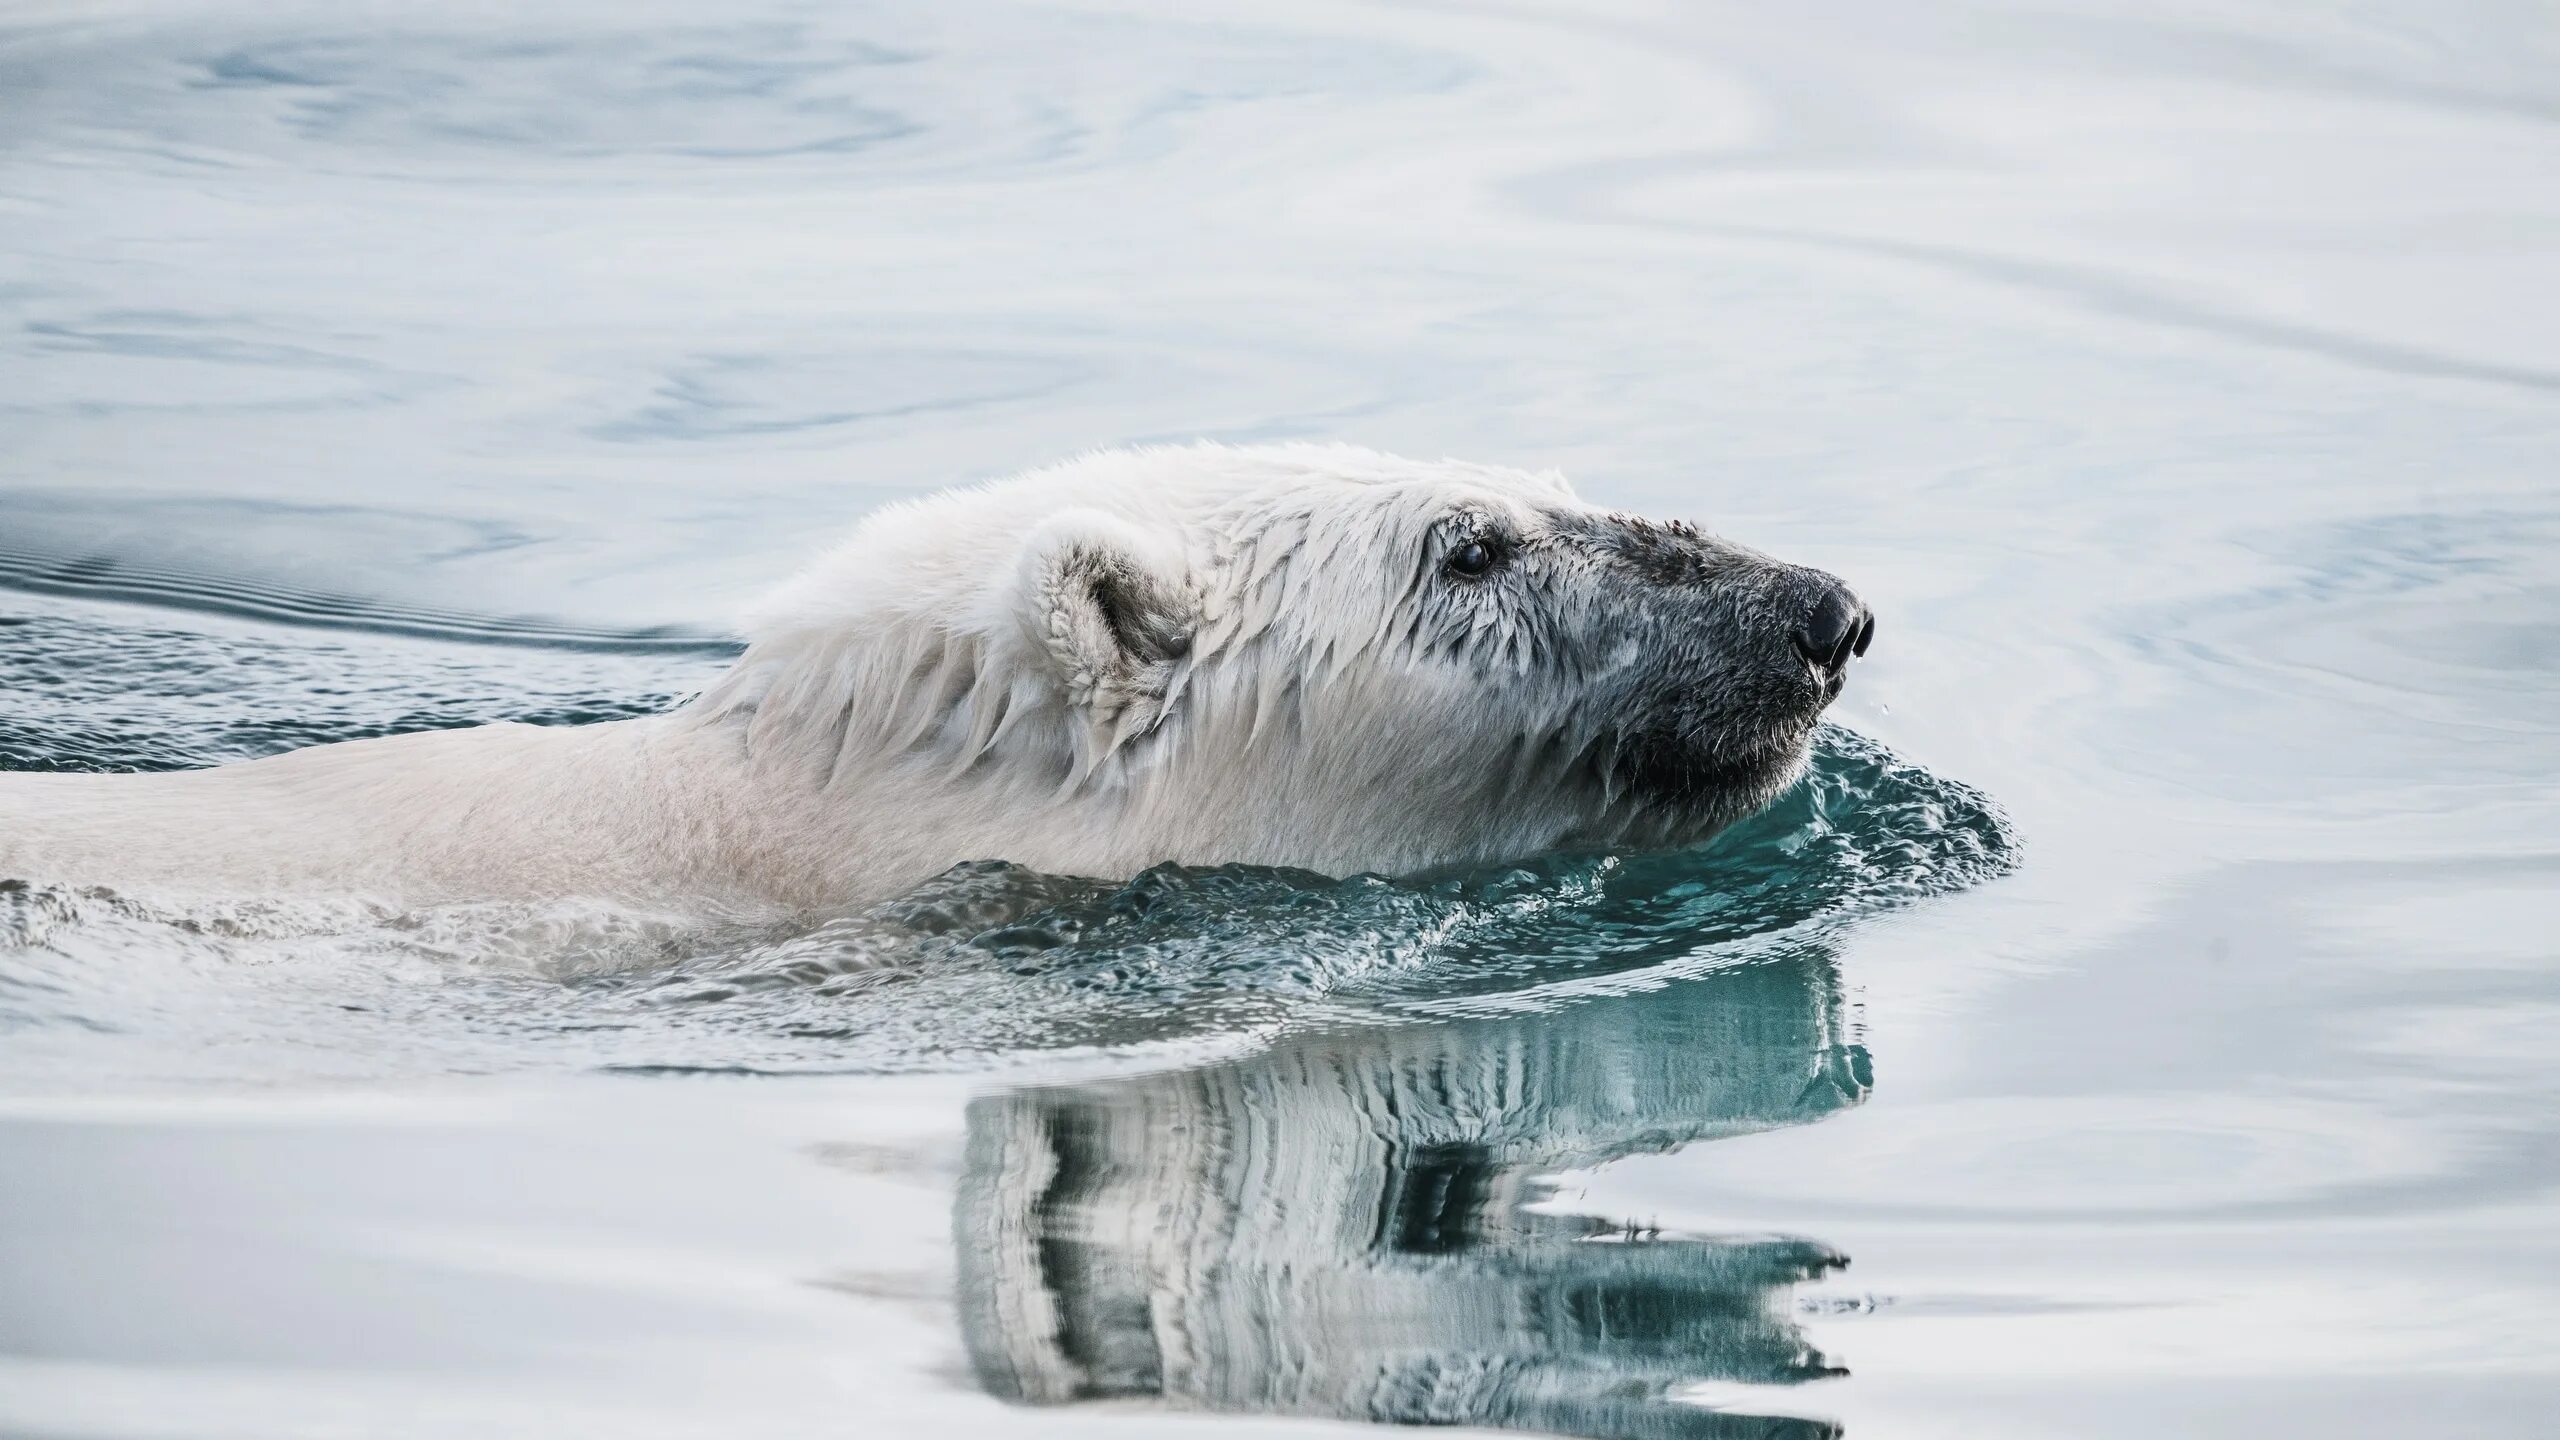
<box><xmin>1012</xmin><ymin>510</ymin><xmax>1197</xmax><ymax>716</ymax></box>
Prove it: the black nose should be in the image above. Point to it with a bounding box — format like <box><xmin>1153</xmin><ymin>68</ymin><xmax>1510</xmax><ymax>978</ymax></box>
<box><xmin>1792</xmin><ymin>581</ymin><xmax>1874</xmax><ymax>676</ymax></box>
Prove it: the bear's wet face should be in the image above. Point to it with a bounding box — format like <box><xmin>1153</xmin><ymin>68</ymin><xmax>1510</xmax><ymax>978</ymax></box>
<box><xmin>1579</xmin><ymin>512</ymin><xmax>1872</xmax><ymax>824</ymax></box>
<box><xmin>1390</xmin><ymin>503</ymin><xmax>1874</xmax><ymax>843</ymax></box>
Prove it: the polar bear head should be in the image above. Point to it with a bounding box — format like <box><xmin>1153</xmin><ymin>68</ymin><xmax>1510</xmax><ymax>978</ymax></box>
<box><xmin>696</xmin><ymin>444</ymin><xmax>1871</xmax><ymax>886</ymax></box>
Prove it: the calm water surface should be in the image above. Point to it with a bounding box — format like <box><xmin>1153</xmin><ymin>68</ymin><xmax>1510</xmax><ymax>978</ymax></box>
<box><xmin>3</xmin><ymin>2</ymin><xmax>2556</xmax><ymax>1437</ymax></box>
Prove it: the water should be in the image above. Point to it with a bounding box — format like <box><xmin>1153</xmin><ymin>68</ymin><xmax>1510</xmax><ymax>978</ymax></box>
<box><xmin>2</xmin><ymin>1</ymin><xmax>2555</xmax><ymax>1436</ymax></box>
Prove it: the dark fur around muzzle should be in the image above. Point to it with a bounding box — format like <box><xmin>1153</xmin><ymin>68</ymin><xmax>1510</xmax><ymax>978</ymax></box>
<box><xmin>1567</xmin><ymin>514</ymin><xmax>1873</xmax><ymax>819</ymax></box>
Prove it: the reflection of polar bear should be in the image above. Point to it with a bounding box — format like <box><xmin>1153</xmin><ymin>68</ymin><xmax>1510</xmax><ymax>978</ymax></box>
<box><xmin>954</xmin><ymin>945</ymin><xmax>1863</xmax><ymax>1438</ymax></box>
<box><xmin>0</xmin><ymin>444</ymin><xmax>1871</xmax><ymax>914</ymax></box>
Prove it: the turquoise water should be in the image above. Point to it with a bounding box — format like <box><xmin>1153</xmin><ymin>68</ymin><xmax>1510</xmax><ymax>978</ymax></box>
<box><xmin>4</xmin><ymin>3</ymin><xmax>2556</xmax><ymax>1437</ymax></box>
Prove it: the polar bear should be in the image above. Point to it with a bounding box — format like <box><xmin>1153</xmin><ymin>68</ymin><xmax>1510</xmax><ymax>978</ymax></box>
<box><xmin>0</xmin><ymin>444</ymin><xmax>1872</xmax><ymax>918</ymax></box>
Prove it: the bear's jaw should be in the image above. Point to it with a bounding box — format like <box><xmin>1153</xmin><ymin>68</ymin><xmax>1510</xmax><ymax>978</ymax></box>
<box><xmin>1590</xmin><ymin>718</ymin><xmax>1817</xmax><ymax>839</ymax></box>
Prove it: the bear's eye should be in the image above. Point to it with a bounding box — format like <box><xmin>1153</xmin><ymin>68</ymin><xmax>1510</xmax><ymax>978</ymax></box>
<box><xmin>1444</xmin><ymin>539</ymin><xmax>1501</xmax><ymax>578</ymax></box>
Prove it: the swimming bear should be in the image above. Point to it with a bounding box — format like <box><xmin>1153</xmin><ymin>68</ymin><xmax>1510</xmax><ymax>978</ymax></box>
<box><xmin>0</xmin><ymin>444</ymin><xmax>1872</xmax><ymax>916</ymax></box>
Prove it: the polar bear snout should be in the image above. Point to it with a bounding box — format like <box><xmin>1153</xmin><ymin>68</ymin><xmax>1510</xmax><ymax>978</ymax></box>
<box><xmin>1789</xmin><ymin>574</ymin><xmax>1873</xmax><ymax>681</ymax></box>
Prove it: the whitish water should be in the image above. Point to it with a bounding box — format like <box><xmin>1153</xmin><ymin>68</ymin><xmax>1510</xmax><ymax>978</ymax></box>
<box><xmin>2</xmin><ymin>2</ymin><xmax>2555</xmax><ymax>1438</ymax></box>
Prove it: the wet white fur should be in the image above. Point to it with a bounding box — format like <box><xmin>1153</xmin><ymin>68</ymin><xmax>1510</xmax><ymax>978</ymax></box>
<box><xmin>0</xmin><ymin>444</ymin><xmax>1685</xmax><ymax>918</ymax></box>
